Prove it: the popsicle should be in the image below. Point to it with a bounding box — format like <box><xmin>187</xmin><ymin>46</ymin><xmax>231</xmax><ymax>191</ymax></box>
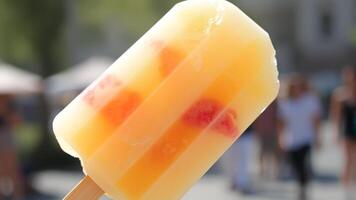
<box><xmin>53</xmin><ymin>0</ymin><xmax>279</xmax><ymax>199</ymax></box>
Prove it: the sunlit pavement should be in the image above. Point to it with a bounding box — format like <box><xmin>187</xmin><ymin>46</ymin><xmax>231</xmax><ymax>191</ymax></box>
<box><xmin>29</xmin><ymin>123</ymin><xmax>354</xmax><ymax>200</ymax></box>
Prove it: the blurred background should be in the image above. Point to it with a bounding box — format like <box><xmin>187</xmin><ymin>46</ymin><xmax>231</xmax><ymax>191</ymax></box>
<box><xmin>0</xmin><ymin>0</ymin><xmax>356</xmax><ymax>199</ymax></box>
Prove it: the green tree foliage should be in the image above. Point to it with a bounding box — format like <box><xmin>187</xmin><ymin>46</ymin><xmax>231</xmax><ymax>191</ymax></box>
<box><xmin>0</xmin><ymin>0</ymin><xmax>65</xmax><ymax>75</ymax></box>
<box><xmin>0</xmin><ymin>0</ymin><xmax>185</xmax><ymax>71</ymax></box>
<box><xmin>0</xmin><ymin>0</ymin><xmax>66</xmax><ymax>168</ymax></box>
<box><xmin>76</xmin><ymin>0</ymin><xmax>180</xmax><ymax>40</ymax></box>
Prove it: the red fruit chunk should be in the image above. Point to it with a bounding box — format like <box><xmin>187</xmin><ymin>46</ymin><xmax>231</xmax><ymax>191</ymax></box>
<box><xmin>152</xmin><ymin>41</ymin><xmax>185</xmax><ymax>76</ymax></box>
<box><xmin>182</xmin><ymin>98</ymin><xmax>238</xmax><ymax>137</ymax></box>
<box><xmin>213</xmin><ymin>110</ymin><xmax>237</xmax><ymax>137</ymax></box>
<box><xmin>183</xmin><ymin>99</ymin><xmax>221</xmax><ymax>127</ymax></box>
<box><xmin>100</xmin><ymin>89</ymin><xmax>141</xmax><ymax>125</ymax></box>
<box><xmin>82</xmin><ymin>74</ymin><xmax>141</xmax><ymax>125</ymax></box>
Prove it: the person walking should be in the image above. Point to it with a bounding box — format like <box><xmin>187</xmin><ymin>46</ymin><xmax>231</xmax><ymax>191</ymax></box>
<box><xmin>254</xmin><ymin>100</ymin><xmax>280</xmax><ymax>179</ymax></box>
<box><xmin>277</xmin><ymin>75</ymin><xmax>321</xmax><ymax>200</ymax></box>
<box><xmin>224</xmin><ymin>124</ymin><xmax>255</xmax><ymax>195</ymax></box>
<box><xmin>330</xmin><ymin>66</ymin><xmax>356</xmax><ymax>194</ymax></box>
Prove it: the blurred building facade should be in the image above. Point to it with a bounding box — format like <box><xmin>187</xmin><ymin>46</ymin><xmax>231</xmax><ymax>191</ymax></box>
<box><xmin>239</xmin><ymin>0</ymin><xmax>356</xmax><ymax>71</ymax></box>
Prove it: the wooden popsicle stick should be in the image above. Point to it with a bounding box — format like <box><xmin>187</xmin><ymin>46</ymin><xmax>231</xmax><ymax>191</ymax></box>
<box><xmin>64</xmin><ymin>175</ymin><xmax>104</xmax><ymax>200</ymax></box>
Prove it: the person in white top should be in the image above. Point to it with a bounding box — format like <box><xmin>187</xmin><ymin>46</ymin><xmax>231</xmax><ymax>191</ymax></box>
<box><xmin>277</xmin><ymin>74</ymin><xmax>321</xmax><ymax>200</ymax></box>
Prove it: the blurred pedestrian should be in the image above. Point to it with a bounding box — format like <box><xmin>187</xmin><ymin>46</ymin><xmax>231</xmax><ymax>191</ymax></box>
<box><xmin>330</xmin><ymin>66</ymin><xmax>356</xmax><ymax>190</ymax></box>
<box><xmin>0</xmin><ymin>95</ymin><xmax>24</xmax><ymax>199</ymax></box>
<box><xmin>255</xmin><ymin>100</ymin><xmax>280</xmax><ymax>179</ymax></box>
<box><xmin>300</xmin><ymin>76</ymin><xmax>322</xmax><ymax>150</ymax></box>
<box><xmin>277</xmin><ymin>74</ymin><xmax>322</xmax><ymax>200</ymax></box>
<box><xmin>225</xmin><ymin>124</ymin><xmax>255</xmax><ymax>195</ymax></box>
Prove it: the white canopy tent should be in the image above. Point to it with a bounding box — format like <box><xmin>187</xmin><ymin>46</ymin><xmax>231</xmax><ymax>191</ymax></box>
<box><xmin>0</xmin><ymin>62</ymin><xmax>42</xmax><ymax>95</ymax></box>
<box><xmin>45</xmin><ymin>56</ymin><xmax>114</xmax><ymax>96</ymax></box>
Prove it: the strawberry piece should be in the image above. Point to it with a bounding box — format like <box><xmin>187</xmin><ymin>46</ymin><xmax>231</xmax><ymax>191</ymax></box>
<box><xmin>182</xmin><ymin>98</ymin><xmax>238</xmax><ymax>137</ymax></box>
<box><xmin>213</xmin><ymin>109</ymin><xmax>237</xmax><ymax>137</ymax></box>
<box><xmin>82</xmin><ymin>74</ymin><xmax>141</xmax><ymax>125</ymax></box>
<box><xmin>152</xmin><ymin>41</ymin><xmax>184</xmax><ymax>76</ymax></box>
<box><xmin>182</xmin><ymin>99</ymin><xmax>221</xmax><ymax>127</ymax></box>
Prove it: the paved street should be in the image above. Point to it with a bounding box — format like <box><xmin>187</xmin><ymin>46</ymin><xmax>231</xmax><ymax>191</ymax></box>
<box><xmin>28</xmin><ymin>123</ymin><xmax>355</xmax><ymax>200</ymax></box>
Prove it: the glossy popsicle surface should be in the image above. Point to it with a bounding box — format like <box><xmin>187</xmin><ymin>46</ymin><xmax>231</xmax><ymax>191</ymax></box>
<box><xmin>53</xmin><ymin>0</ymin><xmax>279</xmax><ymax>199</ymax></box>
